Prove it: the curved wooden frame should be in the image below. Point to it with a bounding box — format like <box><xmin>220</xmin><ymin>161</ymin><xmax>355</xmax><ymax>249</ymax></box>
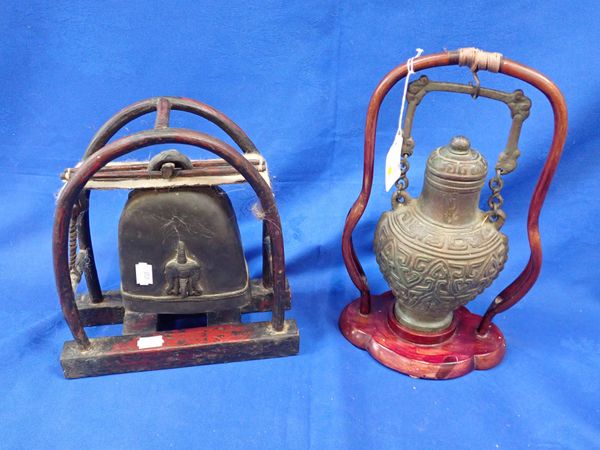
<box><xmin>83</xmin><ymin>96</ymin><xmax>260</xmax><ymax>158</ymax></box>
<box><xmin>54</xmin><ymin>98</ymin><xmax>288</xmax><ymax>351</ymax></box>
<box><xmin>341</xmin><ymin>49</ymin><xmax>568</xmax><ymax>334</ymax></box>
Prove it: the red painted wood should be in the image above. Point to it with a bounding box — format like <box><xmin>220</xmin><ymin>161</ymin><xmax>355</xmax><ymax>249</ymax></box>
<box><xmin>386</xmin><ymin>310</ymin><xmax>458</xmax><ymax>345</ymax></box>
<box><xmin>478</xmin><ymin>61</ymin><xmax>568</xmax><ymax>332</ymax></box>
<box><xmin>339</xmin><ymin>292</ymin><xmax>505</xmax><ymax>380</ymax></box>
<box><xmin>154</xmin><ymin>98</ymin><xmax>171</xmax><ymax>129</ymax></box>
<box><xmin>61</xmin><ymin>320</ymin><xmax>299</xmax><ymax>379</ymax></box>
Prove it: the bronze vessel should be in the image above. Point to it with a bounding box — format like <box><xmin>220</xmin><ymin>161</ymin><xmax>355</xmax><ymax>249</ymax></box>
<box><xmin>375</xmin><ymin>136</ymin><xmax>508</xmax><ymax>331</ymax></box>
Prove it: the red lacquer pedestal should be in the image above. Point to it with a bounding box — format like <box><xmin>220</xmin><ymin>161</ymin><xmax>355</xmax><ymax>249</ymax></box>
<box><xmin>339</xmin><ymin>292</ymin><xmax>506</xmax><ymax>380</ymax></box>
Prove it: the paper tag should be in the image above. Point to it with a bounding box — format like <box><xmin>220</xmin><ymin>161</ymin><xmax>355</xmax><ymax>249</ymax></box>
<box><xmin>384</xmin><ymin>48</ymin><xmax>424</xmax><ymax>192</ymax></box>
<box><xmin>385</xmin><ymin>133</ymin><xmax>404</xmax><ymax>191</ymax></box>
<box><xmin>135</xmin><ymin>262</ymin><xmax>153</xmax><ymax>286</ymax></box>
<box><xmin>137</xmin><ymin>335</ymin><xmax>164</xmax><ymax>349</ymax></box>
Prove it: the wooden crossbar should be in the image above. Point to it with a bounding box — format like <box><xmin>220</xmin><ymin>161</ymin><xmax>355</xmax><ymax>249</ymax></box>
<box><xmin>61</xmin><ymin>154</ymin><xmax>270</xmax><ymax>190</ymax></box>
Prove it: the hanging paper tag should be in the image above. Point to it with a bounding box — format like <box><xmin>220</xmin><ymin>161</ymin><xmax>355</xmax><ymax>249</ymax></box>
<box><xmin>384</xmin><ymin>48</ymin><xmax>424</xmax><ymax>192</ymax></box>
<box><xmin>385</xmin><ymin>134</ymin><xmax>403</xmax><ymax>191</ymax></box>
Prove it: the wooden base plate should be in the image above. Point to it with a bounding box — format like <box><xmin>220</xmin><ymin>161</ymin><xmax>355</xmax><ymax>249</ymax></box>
<box><xmin>61</xmin><ymin>320</ymin><xmax>299</xmax><ymax>379</ymax></box>
<box><xmin>339</xmin><ymin>292</ymin><xmax>505</xmax><ymax>380</ymax></box>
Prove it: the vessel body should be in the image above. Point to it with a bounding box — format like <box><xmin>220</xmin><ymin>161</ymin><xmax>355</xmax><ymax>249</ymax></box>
<box><xmin>374</xmin><ymin>137</ymin><xmax>508</xmax><ymax>331</ymax></box>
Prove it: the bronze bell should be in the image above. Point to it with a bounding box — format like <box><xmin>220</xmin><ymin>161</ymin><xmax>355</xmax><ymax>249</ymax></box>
<box><xmin>374</xmin><ymin>136</ymin><xmax>508</xmax><ymax>331</ymax></box>
<box><xmin>119</xmin><ymin>150</ymin><xmax>252</xmax><ymax>321</ymax></box>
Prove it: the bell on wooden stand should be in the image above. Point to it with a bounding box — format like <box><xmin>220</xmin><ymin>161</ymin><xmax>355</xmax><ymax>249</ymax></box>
<box><xmin>339</xmin><ymin>48</ymin><xmax>567</xmax><ymax>379</ymax></box>
<box><xmin>53</xmin><ymin>97</ymin><xmax>299</xmax><ymax>378</ymax></box>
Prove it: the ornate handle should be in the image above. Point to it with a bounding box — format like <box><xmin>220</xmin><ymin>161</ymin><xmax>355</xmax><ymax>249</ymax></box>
<box><xmin>400</xmin><ymin>76</ymin><xmax>531</xmax><ymax>174</ymax></box>
<box><xmin>341</xmin><ymin>48</ymin><xmax>568</xmax><ymax>336</ymax></box>
<box><xmin>394</xmin><ymin>76</ymin><xmax>531</xmax><ymax>228</ymax></box>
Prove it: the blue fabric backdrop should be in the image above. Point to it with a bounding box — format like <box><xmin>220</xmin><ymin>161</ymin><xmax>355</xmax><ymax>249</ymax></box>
<box><xmin>1</xmin><ymin>1</ymin><xmax>598</xmax><ymax>449</ymax></box>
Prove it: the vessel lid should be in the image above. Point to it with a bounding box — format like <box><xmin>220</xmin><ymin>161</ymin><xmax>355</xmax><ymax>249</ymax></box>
<box><xmin>426</xmin><ymin>136</ymin><xmax>488</xmax><ymax>182</ymax></box>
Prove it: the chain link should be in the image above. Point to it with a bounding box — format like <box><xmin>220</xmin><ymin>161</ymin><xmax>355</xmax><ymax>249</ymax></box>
<box><xmin>394</xmin><ymin>153</ymin><xmax>411</xmax><ymax>204</ymax></box>
<box><xmin>486</xmin><ymin>168</ymin><xmax>505</xmax><ymax>224</ymax></box>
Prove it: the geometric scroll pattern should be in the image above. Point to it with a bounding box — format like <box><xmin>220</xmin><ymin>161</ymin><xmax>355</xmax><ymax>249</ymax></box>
<box><xmin>374</xmin><ymin>205</ymin><xmax>508</xmax><ymax>319</ymax></box>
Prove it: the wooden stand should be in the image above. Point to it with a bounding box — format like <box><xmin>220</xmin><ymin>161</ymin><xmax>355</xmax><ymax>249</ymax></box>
<box><xmin>339</xmin><ymin>49</ymin><xmax>567</xmax><ymax>379</ymax></box>
<box><xmin>339</xmin><ymin>292</ymin><xmax>505</xmax><ymax>380</ymax></box>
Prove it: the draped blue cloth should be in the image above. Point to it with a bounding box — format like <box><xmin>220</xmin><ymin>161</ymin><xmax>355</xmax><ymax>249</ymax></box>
<box><xmin>1</xmin><ymin>1</ymin><xmax>598</xmax><ymax>448</ymax></box>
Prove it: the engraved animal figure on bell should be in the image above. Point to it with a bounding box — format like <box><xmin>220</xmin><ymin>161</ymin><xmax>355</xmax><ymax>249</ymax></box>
<box><xmin>374</xmin><ymin>136</ymin><xmax>508</xmax><ymax>332</ymax></box>
<box><xmin>165</xmin><ymin>241</ymin><xmax>203</xmax><ymax>297</ymax></box>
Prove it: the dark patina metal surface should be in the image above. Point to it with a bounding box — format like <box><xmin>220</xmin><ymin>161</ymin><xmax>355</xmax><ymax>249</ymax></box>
<box><xmin>119</xmin><ymin>183</ymin><xmax>252</xmax><ymax>315</ymax></box>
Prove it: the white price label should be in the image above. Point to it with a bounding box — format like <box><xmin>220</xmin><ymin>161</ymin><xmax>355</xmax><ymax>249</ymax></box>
<box><xmin>137</xmin><ymin>335</ymin><xmax>164</xmax><ymax>349</ymax></box>
<box><xmin>135</xmin><ymin>262</ymin><xmax>153</xmax><ymax>286</ymax></box>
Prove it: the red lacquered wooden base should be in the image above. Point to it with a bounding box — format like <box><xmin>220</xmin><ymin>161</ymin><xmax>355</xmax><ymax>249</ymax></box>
<box><xmin>61</xmin><ymin>320</ymin><xmax>299</xmax><ymax>379</ymax></box>
<box><xmin>339</xmin><ymin>292</ymin><xmax>506</xmax><ymax>380</ymax></box>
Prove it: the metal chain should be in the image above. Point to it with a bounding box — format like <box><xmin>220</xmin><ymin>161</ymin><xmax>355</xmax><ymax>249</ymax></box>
<box><xmin>486</xmin><ymin>168</ymin><xmax>506</xmax><ymax>224</ymax></box>
<box><xmin>393</xmin><ymin>153</ymin><xmax>411</xmax><ymax>204</ymax></box>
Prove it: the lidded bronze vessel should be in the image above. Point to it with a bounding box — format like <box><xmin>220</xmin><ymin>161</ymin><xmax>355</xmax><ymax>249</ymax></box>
<box><xmin>375</xmin><ymin>136</ymin><xmax>508</xmax><ymax>331</ymax></box>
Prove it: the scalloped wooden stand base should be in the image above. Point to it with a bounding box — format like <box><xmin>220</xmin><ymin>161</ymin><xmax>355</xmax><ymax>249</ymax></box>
<box><xmin>339</xmin><ymin>292</ymin><xmax>506</xmax><ymax>380</ymax></box>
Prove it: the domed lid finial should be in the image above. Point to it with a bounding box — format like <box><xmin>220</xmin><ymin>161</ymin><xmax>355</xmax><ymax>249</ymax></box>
<box><xmin>449</xmin><ymin>136</ymin><xmax>471</xmax><ymax>154</ymax></box>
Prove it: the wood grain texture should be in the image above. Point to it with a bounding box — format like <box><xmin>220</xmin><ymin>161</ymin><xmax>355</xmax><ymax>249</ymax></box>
<box><xmin>61</xmin><ymin>153</ymin><xmax>271</xmax><ymax>189</ymax></box>
<box><xmin>339</xmin><ymin>293</ymin><xmax>505</xmax><ymax>380</ymax></box>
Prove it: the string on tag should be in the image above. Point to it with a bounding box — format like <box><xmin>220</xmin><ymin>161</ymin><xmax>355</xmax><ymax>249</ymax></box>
<box><xmin>384</xmin><ymin>48</ymin><xmax>424</xmax><ymax>192</ymax></box>
<box><xmin>397</xmin><ymin>48</ymin><xmax>423</xmax><ymax>139</ymax></box>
